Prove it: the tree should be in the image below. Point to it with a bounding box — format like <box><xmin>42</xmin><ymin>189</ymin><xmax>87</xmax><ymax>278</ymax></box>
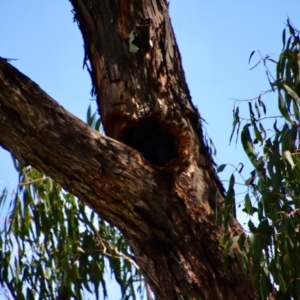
<box><xmin>1</xmin><ymin>1</ymin><xmax>298</xmax><ymax>300</ymax></box>
<box><xmin>0</xmin><ymin>0</ymin><xmax>255</xmax><ymax>299</ymax></box>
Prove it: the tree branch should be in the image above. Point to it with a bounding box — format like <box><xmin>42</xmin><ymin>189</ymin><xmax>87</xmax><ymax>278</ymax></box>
<box><xmin>0</xmin><ymin>57</ymin><xmax>166</xmax><ymax>237</ymax></box>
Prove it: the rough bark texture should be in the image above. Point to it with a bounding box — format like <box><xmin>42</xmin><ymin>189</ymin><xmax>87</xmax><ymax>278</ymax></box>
<box><xmin>0</xmin><ymin>0</ymin><xmax>257</xmax><ymax>299</ymax></box>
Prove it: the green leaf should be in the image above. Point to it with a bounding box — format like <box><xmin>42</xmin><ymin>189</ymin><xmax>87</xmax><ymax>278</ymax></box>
<box><xmin>292</xmin><ymin>98</ymin><xmax>300</xmax><ymax>121</ymax></box>
<box><xmin>266</xmin><ymin>70</ymin><xmax>275</xmax><ymax>91</ymax></box>
<box><xmin>282</xmin><ymin>28</ymin><xmax>286</xmax><ymax>50</ymax></box>
<box><xmin>224</xmin><ymin>173</ymin><xmax>236</xmax><ymax>220</ymax></box>
<box><xmin>273</xmin><ymin>119</ymin><xmax>280</xmax><ymax>133</ymax></box>
<box><xmin>277</xmin><ymin>53</ymin><xmax>286</xmax><ymax>79</ymax></box>
<box><xmin>278</xmin><ymin>273</ymin><xmax>287</xmax><ymax>293</ymax></box>
<box><xmin>283</xmin><ymin>150</ymin><xmax>295</xmax><ymax>168</ymax></box>
<box><xmin>209</xmin><ymin>137</ymin><xmax>217</xmax><ymax>156</ymax></box>
<box><xmin>258</xmin><ymin>219</ymin><xmax>272</xmax><ymax>237</ymax></box>
<box><xmin>248</xmin><ymin>219</ymin><xmax>257</xmax><ymax>233</ymax></box>
<box><xmin>86</xmin><ymin>104</ymin><xmax>91</xmax><ymax>124</ymax></box>
<box><xmin>254</xmin><ymin>101</ymin><xmax>261</xmax><ymax>119</ymax></box>
<box><xmin>258</xmin><ymin>97</ymin><xmax>266</xmax><ymax>115</ymax></box>
<box><xmin>0</xmin><ymin>188</ymin><xmax>8</xmax><ymax>208</ymax></box>
<box><xmin>237</xmin><ymin>233</ymin><xmax>246</xmax><ymax>251</ymax></box>
<box><xmin>217</xmin><ymin>164</ymin><xmax>226</xmax><ymax>173</ymax></box>
<box><xmin>237</xmin><ymin>163</ymin><xmax>244</xmax><ymax>173</ymax></box>
<box><xmin>219</xmin><ymin>233</ymin><xmax>230</xmax><ymax>246</ymax></box>
<box><xmin>249</xmin><ymin>60</ymin><xmax>261</xmax><ymax>71</ymax></box>
<box><xmin>259</xmin><ymin>122</ymin><xmax>266</xmax><ymax>142</ymax></box>
<box><xmin>259</xmin><ymin>274</ymin><xmax>271</xmax><ymax>300</ymax></box>
<box><xmin>222</xmin><ymin>235</ymin><xmax>239</xmax><ymax>260</ymax></box>
<box><xmin>248</xmin><ymin>50</ymin><xmax>256</xmax><ymax>64</ymax></box>
<box><xmin>287</xmin><ymin>19</ymin><xmax>295</xmax><ymax>36</ymax></box>
<box><xmin>241</xmin><ymin>124</ymin><xmax>257</xmax><ymax>166</ymax></box>
<box><xmin>266</xmin><ymin>57</ymin><xmax>277</xmax><ymax>64</ymax></box>
<box><xmin>95</xmin><ymin>118</ymin><xmax>102</xmax><ymax>131</ymax></box>
<box><xmin>283</xmin><ymin>84</ymin><xmax>300</xmax><ymax>104</ymax></box>
<box><xmin>252</xmin><ymin>121</ymin><xmax>263</xmax><ymax>145</ymax></box>
<box><xmin>278</xmin><ymin>91</ymin><xmax>292</xmax><ymax>123</ymax></box>
<box><xmin>128</xmin><ymin>31</ymin><xmax>139</xmax><ymax>53</ymax></box>
<box><xmin>248</xmin><ymin>102</ymin><xmax>255</xmax><ymax>120</ymax></box>
<box><xmin>229</xmin><ymin>106</ymin><xmax>240</xmax><ymax>145</ymax></box>
<box><xmin>280</xmin><ymin>123</ymin><xmax>292</xmax><ymax>151</ymax></box>
<box><xmin>244</xmin><ymin>193</ymin><xmax>254</xmax><ymax>215</ymax></box>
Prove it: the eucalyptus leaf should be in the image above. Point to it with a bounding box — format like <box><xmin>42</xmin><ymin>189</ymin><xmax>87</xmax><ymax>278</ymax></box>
<box><xmin>128</xmin><ymin>31</ymin><xmax>139</xmax><ymax>53</ymax></box>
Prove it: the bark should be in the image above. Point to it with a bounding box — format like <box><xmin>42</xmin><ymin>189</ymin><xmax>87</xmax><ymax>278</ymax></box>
<box><xmin>0</xmin><ymin>0</ymin><xmax>257</xmax><ymax>299</ymax></box>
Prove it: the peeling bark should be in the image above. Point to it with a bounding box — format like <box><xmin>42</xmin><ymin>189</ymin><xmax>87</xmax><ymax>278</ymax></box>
<box><xmin>0</xmin><ymin>0</ymin><xmax>257</xmax><ymax>298</ymax></box>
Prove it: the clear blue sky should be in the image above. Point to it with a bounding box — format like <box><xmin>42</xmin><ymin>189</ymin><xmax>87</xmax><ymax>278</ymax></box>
<box><xmin>0</xmin><ymin>0</ymin><xmax>299</xmax><ymax>298</ymax></box>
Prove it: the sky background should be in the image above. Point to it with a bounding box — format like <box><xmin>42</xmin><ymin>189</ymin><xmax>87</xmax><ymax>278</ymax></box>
<box><xmin>0</xmin><ymin>0</ymin><xmax>299</xmax><ymax>299</ymax></box>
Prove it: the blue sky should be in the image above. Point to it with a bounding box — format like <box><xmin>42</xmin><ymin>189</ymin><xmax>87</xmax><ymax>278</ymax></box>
<box><xmin>0</xmin><ymin>0</ymin><xmax>299</xmax><ymax>298</ymax></box>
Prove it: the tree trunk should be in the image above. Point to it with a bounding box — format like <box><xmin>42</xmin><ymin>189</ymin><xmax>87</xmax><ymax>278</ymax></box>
<box><xmin>0</xmin><ymin>0</ymin><xmax>257</xmax><ymax>299</ymax></box>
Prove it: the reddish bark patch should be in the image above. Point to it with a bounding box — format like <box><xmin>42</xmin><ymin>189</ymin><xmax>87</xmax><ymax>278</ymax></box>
<box><xmin>103</xmin><ymin>112</ymin><xmax>130</xmax><ymax>139</ymax></box>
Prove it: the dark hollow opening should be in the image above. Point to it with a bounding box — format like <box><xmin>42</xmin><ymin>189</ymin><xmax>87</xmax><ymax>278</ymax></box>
<box><xmin>121</xmin><ymin>120</ymin><xmax>178</xmax><ymax>167</ymax></box>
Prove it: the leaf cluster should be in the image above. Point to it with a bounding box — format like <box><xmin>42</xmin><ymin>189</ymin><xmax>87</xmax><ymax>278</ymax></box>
<box><xmin>219</xmin><ymin>19</ymin><xmax>300</xmax><ymax>299</ymax></box>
